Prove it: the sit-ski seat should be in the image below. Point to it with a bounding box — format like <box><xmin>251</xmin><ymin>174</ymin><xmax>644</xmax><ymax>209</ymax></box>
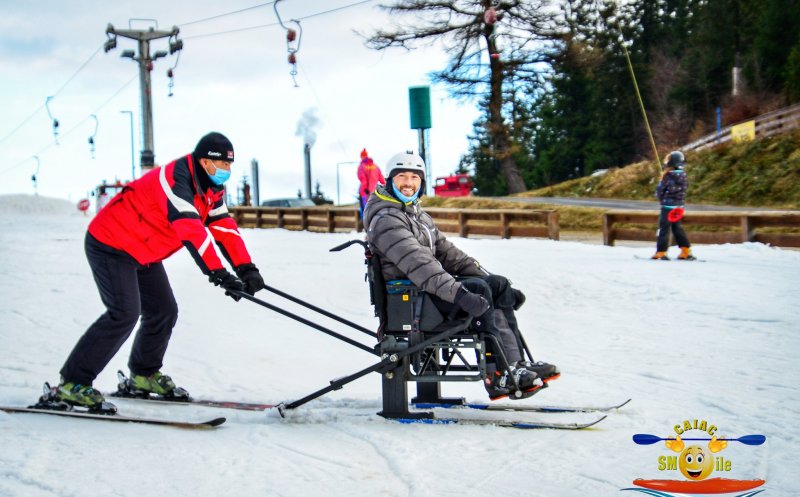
<box><xmin>365</xmin><ymin>249</ymin><xmax>509</xmax><ymax>419</ymax></box>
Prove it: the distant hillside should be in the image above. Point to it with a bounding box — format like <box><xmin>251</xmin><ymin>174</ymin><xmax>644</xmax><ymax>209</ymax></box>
<box><xmin>517</xmin><ymin>129</ymin><xmax>800</xmax><ymax>209</ymax></box>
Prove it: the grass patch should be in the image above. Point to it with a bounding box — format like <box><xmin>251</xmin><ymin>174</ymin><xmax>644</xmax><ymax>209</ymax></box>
<box><xmin>516</xmin><ymin>129</ymin><xmax>800</xmax><ymax>209</ymax></box>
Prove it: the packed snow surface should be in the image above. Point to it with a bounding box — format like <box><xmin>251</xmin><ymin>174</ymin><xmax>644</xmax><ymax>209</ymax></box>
<box><xmin>1</xmin><ymin>194</ymin><xmax>797</xmax><ymax>497</ymax></box>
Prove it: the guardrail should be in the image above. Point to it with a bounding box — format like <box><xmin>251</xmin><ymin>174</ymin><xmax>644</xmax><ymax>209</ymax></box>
<box><xmin>230</xmin><ymin>206</ymin><xmax>362</xmax><ymax>233</ymax></box>
<box><xmin>603</xmin><ymin>210</ymin><xmax>800</xmax><ymax>248</ymax></box>
<box><xmin>229</xmin><ymin>206</ymin><xmax>560</xmax><ymax>240</ymax></box>
<box><xmin>683</xmin><ymin>103</ymin><xmax>800</xmax><ymax>152</ymax></box>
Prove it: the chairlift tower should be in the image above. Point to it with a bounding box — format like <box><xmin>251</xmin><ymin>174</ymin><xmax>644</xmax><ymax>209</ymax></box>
<box><xmin>104</xmin><ymin>20</ymin><xmax>183</xmax><ymax>173</ymax></box>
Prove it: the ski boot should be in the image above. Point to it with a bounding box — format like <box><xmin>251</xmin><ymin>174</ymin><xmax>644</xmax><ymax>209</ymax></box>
<box><xmin>515</xmin><ymin>360</ymin><xmax>561</xmax><ymax>382</ymax></box>
<box><xmin>485</xmin><ymin>366</ymin><xmax>545</xmax><ymax>401</ymax></box>
<box><xmin>114</xmin><ymin>370</ymin><xmax>191</xmax><ymax>401</ymax></box>
<box><xmin>651</xmin><ymin>251</ymin><xmax>670</xmax><ymax>260</ymax></box>
<box><xmin>34</xmin><ymin>382</ymin><xmax>117</xmax><ymax>414</ymax></box>
<box><xmin>678</xmin><ymin>247</ymin><xmax>697</xmax><ymax>261</ymax></box>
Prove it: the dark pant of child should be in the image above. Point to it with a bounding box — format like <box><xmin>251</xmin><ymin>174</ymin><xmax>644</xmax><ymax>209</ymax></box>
<box><xmin>656</xmin><ymin>207</ymin><xmax>691</xmax><ymax>252</ymax></box>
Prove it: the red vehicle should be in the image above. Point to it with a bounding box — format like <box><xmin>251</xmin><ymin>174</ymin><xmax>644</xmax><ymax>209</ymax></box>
<box><xmin>433</xmin><ymin>173</ymin><xmax>474</xmax><ymax>197</ymax></box>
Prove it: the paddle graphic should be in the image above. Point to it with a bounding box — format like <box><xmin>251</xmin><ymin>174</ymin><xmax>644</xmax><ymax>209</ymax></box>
<box><xmin>632</xmin><ymin>434</ymin><xmax>766</xmax><ymax>446</ymax></box>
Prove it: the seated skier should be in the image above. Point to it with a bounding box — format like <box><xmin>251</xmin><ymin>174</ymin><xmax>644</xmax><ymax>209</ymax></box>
<box><xmin>362</xmin><ymin>150</ymin><xmax>559</xmax><ymax>401</ymax></box>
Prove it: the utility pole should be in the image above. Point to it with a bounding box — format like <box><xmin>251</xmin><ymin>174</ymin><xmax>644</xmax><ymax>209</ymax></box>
<box><xmin>104</xmin><ymin>20</ymin><xmax>183</xmax><ymax>173</ymax></box>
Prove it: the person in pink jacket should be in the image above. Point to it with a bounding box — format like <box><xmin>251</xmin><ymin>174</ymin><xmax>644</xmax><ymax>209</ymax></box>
<box><xmin>357</xmin><ymin>148</ymin><xmax>385</xmax><ymax>218</ymax></box>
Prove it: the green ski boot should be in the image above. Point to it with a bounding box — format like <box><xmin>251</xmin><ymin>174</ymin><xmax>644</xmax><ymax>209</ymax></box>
<box><xmin>120</xmin><ymin>371</ymin><xmax>191</xmax><ymax>400</ymax></box>
<box><xmin>48</xmin><ymin>381</ymin><xmax>116</xmax><ymax>413</ymax></box>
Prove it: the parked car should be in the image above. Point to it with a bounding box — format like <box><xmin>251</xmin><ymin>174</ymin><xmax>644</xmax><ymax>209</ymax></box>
<box><xmin>260</xmin><ymin>198</ymin><xmax>316</xmax><ymax>208</ymax></box>
<box><xmin>433</xmin><ymin>173</ymin><xmax>474</xmax><ymax>197</ymax></box>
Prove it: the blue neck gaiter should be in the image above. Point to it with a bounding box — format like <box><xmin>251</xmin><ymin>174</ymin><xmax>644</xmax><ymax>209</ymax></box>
<box><xmin>392</xmin><ymin>183</ymin><xmax>420</xmax><ymax>204</ymax></box>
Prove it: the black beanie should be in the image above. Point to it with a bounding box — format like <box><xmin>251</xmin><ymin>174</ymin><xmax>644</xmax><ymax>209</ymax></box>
<box><xmin>194</xmin><ymin>132</ymin><xmax>234</xmax><ymax>162</ymax></box>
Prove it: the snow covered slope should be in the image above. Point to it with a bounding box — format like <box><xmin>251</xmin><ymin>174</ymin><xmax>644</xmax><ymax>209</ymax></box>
<box><xmin>1</xmin><ymin>194</ymin><xmax>797</xmax><ymax>497</ymax></box>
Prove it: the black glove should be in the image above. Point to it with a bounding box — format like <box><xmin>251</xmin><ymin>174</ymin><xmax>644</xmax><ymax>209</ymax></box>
<box><xmin>235</xmin><ymin>263</ymin><xmax>265</xmax><ymax>296</ymax></box>
<box><xmin>208</xmin><ymin>269</ymin><xmax>244</xmax><ymax>301</ymax></box>
<box><xmin>454</xmin><ymin>286</ymin><xmax>491</xmax><ymax>317</ymax></box>
<box><xmin>512</xmin><ymin>288</ymin><xmax>526</xmax><ymax>311</ymax></box>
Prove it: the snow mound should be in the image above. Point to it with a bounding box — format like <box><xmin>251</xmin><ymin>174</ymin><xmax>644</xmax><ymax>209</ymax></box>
<box><xmin>0</xmin><ymin>194</ymin><xmax>83</xmax><ymax>216</ymax></box>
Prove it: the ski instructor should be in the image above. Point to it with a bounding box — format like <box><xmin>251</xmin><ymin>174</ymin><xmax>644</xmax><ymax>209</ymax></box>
<box><xmin>51</xmin><ymin>132</ymin><xmax>265</xmax><ymax>411</ymax></box>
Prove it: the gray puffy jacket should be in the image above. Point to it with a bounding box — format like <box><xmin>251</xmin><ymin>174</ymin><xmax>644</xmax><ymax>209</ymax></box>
<box><xmin>363</xmin><ymin>185</ymin><xmax>486</xmax><ymax>303</ymax></box>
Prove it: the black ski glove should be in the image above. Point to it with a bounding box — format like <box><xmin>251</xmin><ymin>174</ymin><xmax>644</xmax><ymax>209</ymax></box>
<box><xmin>209</xmin><ymin>269</ymin><xmax>244</xmax><ymax>302</ymax></box>
<box><xmin>235</xmin><ymin>263</ymin><xmax>265</xmax><ymax>296</ymax></box>
<box><xmin>512</xmin><ymin>288</ymin><xmax>526</xmax><ymax>311</ymax></box>
<box><xmin>454</xmin><ymin>286</ymin><xmax>491</xmax><ymax>317</ymax></box>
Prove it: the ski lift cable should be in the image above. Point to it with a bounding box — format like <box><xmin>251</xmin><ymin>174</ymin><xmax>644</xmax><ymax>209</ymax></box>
<box><xmin>2</xmin><ymin>0</ymin><xmax>379</xmax><ymax>159</ymax></box>
<box><xmin>178</xmin><ymin>1</ymin><xmax>277</xmax><ymax>27</ymax></box>
<box><xmin>182</xmin><ymin>0</ymin><xmax>376</xmax><ymax>40</ymax></box>
<box><xmin>0</xmin><ymin>45</ymin><xmax>103</xmax><ymax>148</ymax></box>
<box><xmin>1</xmin><ymin>76</ymin><xmax>137</xmax><ymax>175</ymax></box>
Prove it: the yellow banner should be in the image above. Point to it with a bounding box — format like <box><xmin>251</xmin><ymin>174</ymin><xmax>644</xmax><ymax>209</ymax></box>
<box><xmin>731</xmin><ymin>120</ymin><xmax>756</xmax><ymax>143</ymax></box>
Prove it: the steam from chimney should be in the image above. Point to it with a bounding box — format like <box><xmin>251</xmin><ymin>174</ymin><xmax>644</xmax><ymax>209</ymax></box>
<box><xmin>295</xmin><ymin>108</ymin><xmax>320</xmax><ymax>148</ymax></box>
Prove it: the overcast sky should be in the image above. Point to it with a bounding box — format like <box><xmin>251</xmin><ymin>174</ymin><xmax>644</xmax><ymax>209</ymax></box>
<box><xmin>0</xmin><ymin>0</ymin><xmax>481</xmax><ymax>204</ymax></box>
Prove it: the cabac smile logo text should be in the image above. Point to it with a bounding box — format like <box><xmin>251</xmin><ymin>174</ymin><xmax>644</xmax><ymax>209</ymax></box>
<box><xmin>623</xmin><ymin>418</ymin><xmax>767</xmax><ymax>496</ymax></box>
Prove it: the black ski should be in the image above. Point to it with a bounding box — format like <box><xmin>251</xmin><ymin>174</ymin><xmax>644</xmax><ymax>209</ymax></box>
<box><xmin>0</xmin><ymin>405</ymin><xmax>225</xmax><ymax>429</ymax></box>
<box><xmin>112</xmin><ymin>395</ymin><xmax>276</xmax><ymax>411</ymax></box>
<box><xmin>110</xmin><ymin>370</ymin><xmax>276</xmax><ymax>411</ymax></box>
<box><xmin>413</xmin><ymin>398</ymin><xmax>631</xmax><ymax>414</ymax></box>
<box><xmin>395</xmin><ymin>414</ymin><xmax>607</xmax><ymax>430</ymax></box>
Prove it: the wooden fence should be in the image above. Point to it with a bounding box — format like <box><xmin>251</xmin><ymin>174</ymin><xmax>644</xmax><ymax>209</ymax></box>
<box><xmin>603</xmin><ymin>210</ymin><xmax>800</xmax><ymax>248</ymax></box>
<box><xmin>683</xmin><ymin>103</ymin><xmax>800</xmax><ymax>152</ymax></box>
<box><xmin>229</xmin><ymin>206</ymin><xmax>560</xmax><ymax>240</ymax></box>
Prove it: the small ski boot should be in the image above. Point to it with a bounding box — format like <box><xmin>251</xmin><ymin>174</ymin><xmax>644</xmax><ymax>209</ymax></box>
<box><xmin>677</xmin><ymin>247</ymin><xmax>697</xmax><ymax>261</ymax></box>
<box><xmin>34</xmin><ymin>381</ymin><xmax>117</xmax><ymax>414</ymax></box>
<box><xmin>515</xmin><ymin>360</ymin><xmax>561</xmax><ymax>382</ymax></box>
<box><xmin>114</xmin><ymin>370</ymin><xmax>191</xmax><ymax>401</ymax></box>
<box><xmin>651</xmin><ymin>251</ymin><xmax>670</xmax><ymax>260</ymax></box>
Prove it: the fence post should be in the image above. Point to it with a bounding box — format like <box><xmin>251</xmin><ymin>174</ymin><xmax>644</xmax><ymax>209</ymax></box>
<box><xmin>603</xmin><ymin>213</ymin><xmax>614</xmax><ymax>246</ymax></box>
<box><xmin>277</xmin><ymin>209</ymin><xmax>285</xmax><ymax>229</ymax></box>
<box><xmin>548</xmin><ymin>211</ymin><xmax>560</xmax><ymax>240</ymax></box>
<box><xmin>327</xmin><ymin>210</ymin><xmax>335</xmax><ymax>233</ymax></box>
<box><xmin>741</xmin><ymin>215</ymin><xmax>754</xmax><ymax>242</ymax></box>
<box><xmin>459</xmin><ymin>211</ymin><xmax>469</xmax><ymax>238</ymax></box>
<box><xmin>301</xmin><ymin>209</ymin><xmax>309</xmax><ymax>231</ymax></box>
<box><xmin>500</xmin><ymin>212</ymin><xmax>509</xmax><ymax>239</ymax></box>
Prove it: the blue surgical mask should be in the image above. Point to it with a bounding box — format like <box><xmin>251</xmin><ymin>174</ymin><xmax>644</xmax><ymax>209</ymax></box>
<box><xmin>207</xmin><ymin>162</ymin><xmax>231</xmax><ymax>185</ymax></box>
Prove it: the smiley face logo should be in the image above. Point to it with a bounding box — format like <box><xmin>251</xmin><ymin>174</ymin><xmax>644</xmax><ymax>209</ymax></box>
<box><xmin>678</xmin><ymin>445</ymin><xmax>714</xmax><ymax>480</ymax></box>
<box><xmin>665</xmin><ymin>434</ymin><xmax>728</xmax><ymax>481</ymax></box>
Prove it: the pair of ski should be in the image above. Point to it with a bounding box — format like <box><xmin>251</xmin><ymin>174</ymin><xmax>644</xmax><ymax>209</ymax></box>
<box><xmin>1</xmin><ymin>394</ymin><xmax>629</xmax><ymax>430</ymax></box>
<box><xmin>634</xmin><ymin>255</ymin><xmax>705</xmax><ymax>262</ymax></box>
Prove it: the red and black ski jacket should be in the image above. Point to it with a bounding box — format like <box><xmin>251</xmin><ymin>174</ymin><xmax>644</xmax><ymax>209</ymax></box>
<box><xmin>88</xmin><ymin>154</ymin><xmax>252</xmax><ymax>275</ymax></box>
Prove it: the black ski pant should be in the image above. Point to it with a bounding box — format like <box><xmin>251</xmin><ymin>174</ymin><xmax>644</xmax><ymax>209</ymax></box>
<box><xmin>429</xmin><ymin>274</ymin><xmax>525</xmax><ymax>369</ymax></box>
<box><xmin>656</xmin><ymin>207</ymin><xmax>691</xmax><ymax>252</ymax></box>
<box><xmin>59</xmin><ymin>233</ymin><xmax>178</xmax><ymax>385</ymax></box>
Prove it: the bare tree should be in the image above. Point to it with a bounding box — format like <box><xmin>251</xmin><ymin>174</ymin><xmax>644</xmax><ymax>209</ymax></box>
<box><xmin>364</xmin><ymin>0</ymin><xmax>557</xmax><ymax>194</ymax></box>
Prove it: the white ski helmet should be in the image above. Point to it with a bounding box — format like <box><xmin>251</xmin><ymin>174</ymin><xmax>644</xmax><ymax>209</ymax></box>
<box><xmin>385</xmin><ymin>150</ymin><xmax>426</xmax><ymax>197</ymax></box>
<box><xmin>385</xmin><ymin>150</ymin><xmax>426</xmax><ymax>181</ymax></box>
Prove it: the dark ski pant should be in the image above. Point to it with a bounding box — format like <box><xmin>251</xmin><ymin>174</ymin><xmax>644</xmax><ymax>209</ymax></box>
<box><xmin>656</xmin><ymin>207</ymin><xmax>691</xmax><ymax>252</ymax></box>
<box><xmin>430</xmin><ymin>274</ymin><xmax>526</xmax><ymax>369</ymax></box>
<box><xmin>60</xmin><ymin>233</ymin><xmax>178</xmax><ymax>385</ymax></box>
